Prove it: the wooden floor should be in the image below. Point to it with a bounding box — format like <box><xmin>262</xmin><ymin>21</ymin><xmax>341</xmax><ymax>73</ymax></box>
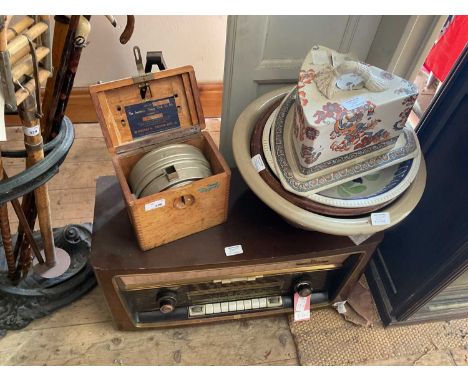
<box><xmin>0</xmin><ymin>120</ymin><xmax>466</xmax><ymax>366</ymax></box>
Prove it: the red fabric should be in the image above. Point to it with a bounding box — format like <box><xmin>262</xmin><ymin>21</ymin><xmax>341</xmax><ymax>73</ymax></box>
<box><xmin>423</xmin><ymin>15</ymin><xmax>468</xmax><ymax>82</ymax></box>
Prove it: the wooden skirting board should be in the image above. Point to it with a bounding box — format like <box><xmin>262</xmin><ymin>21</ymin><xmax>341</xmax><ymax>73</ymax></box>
<box><xmin>5</xmin><ymin>82</ymin><xmax>223</xmax><ymax>126</ymax></box>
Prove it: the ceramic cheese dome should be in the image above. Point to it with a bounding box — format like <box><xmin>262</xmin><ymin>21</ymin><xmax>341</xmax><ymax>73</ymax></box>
<box><xmin>292</xmin><ymin>45</ymin><xmax>419</xmax><ymax>178</ymax></box>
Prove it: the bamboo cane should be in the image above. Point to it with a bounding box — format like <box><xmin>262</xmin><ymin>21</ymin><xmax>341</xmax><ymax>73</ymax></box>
<box><xmin>15</xmin><ymin>68</ymin><xmax>51</xmax><ymax>105</ymax></box>
<box><xmin>50</xmin><ymin>16</ymin><xmax>91</xmax><ymax>138</ymax></box>
<box><xmin>119</xmin><ymin>15</ymin><xmax>135</xmax><ymax>44</ymax></box>
<box><xmin>39</xmin><ymin>16</ymin><xmax>70</xmax><ymax>134</ymax></box>
<box><xmin>10</xmin><ymin>43</ymin><xmax>32</xmax><ymax>65</ymax></box>
<box><xmin>40</xmin><ymin>15</ymin><xmax>81</xmax><ymax>139</ymax></box>
<box><xmin>18</xmin><ymin>94</ymin><xmax>56</xmax><ymax>267</ymax></box>
<box><xmin>1</xmin><ymin>170</ymin><xmax>44</xmax><ymax>265</ymax></box>
<box><xmin>6</xmin><ymin>16</ymin><xmax>34</xmax><ymax>42</ymax></box>
<box><xmin>0</xmin><ymin>205</ymin><xmax>15</xmax><ymax>278</ymax></box>
<box><xmin>11</xmin><ymin>46</ymin><xmax>49</xmax><ymax>81</ymax></box>
<box><xmin>7</xmin><ymin>21</ymin><xmax>48</xmax><ymax>58</ymax></box>
<box><xmin>12</xmin><ymin>176</ymin><xmax>36</xmax><ymax>273</ymax></box>
<box><xmin>0</xmin><ymin>15</ymin><xmax>12</xmax><ymax>52</ymax></box>
<box><xmin>10</xmin><ymin>16</ymin><xmax>79</xmax><ymax>272</ymax></box>
<box><xmin>10</xmin><ymin>197</ymin><xmax>44</xmax><ymax>264</ymax></box>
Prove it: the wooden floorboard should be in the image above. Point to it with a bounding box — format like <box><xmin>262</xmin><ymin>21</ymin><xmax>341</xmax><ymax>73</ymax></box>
<box><xmin>0</xmin><ymin>291</ymin><xmax>297</xmax><ymax>366</ymax></box>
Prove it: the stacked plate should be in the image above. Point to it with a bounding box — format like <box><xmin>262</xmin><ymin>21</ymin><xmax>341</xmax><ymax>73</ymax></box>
<box><xmin>129</xmin><ymin>144</ymin><xmax>212</xmax><ymax>198</ymax></box>
<box><xmin>233</xmin><ymin>87</ymin><xmax>426</xmax><ymax>236</ymax></box>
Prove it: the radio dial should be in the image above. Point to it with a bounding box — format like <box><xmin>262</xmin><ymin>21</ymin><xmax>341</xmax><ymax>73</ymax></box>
<box><xmin>295</xmin><ymin>280</ymin><xmax>313</xmax><ymax>297</ymax></box>
<box><xmin>157</xmin><ymin>292</ymin><xmax>177</xmax><ymax>314</ymax></box>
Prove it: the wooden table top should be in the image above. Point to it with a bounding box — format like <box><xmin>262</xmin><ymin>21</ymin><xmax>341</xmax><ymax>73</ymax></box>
<box><xmin>90</xmin><ymin>169</ymin><xmax>382</xmax><ymax>272</ymax></box>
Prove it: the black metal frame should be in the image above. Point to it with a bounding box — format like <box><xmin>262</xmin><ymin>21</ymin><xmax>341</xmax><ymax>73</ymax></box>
<box><xmin>0</xmin><ymin>117</ymin><xmax>95</xmax><ymax>332</ymax></box>
<box><xmin>0</xmin><ymin>116</ymin><xmax>74</xmax><ymax>203</ymax></box>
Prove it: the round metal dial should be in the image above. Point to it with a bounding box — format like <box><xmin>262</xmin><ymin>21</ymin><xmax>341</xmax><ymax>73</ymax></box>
<box><xmin>295</xmin><ymin>280</ymin><xmax>313</xmax><ymax>297</ymax></box>
<box><xmin>156</xmin><ymin>292</ymin><xmax>177</xmax><ymax>314</ymax></box>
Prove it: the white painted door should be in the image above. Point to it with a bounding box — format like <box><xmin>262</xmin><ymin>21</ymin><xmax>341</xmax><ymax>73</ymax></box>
<box><xmin>220</xmin><ymin>15</ymin><xmax>382</xmax><ymax>165</ymax></box>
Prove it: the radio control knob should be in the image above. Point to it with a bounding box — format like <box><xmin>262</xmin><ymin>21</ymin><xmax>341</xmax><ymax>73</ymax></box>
<box><xmin>295</xmin><ymin>280</ymin><xmax>313</xmax><ymax>297</ymax></box>
<box><xmin>157</xmin><ymin>292</ymin><xmax>177</xmax><ymax>314</ymax></box>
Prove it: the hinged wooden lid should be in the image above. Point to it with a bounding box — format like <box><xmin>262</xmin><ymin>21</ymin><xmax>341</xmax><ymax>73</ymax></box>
<box><xmin>89</xmin><ymin>65</ymin><xmax>205</xmax><ymax>154</ymax></box>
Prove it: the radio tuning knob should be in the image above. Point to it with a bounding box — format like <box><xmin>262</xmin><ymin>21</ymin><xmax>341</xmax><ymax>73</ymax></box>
<box><xmin>295</xmin><ymin>280</ymin><xmax>313</xmax><ymax>297</ymax></box>
<box><xmin>157</xmin><ymin>292</ymin><xmax>177</xmax><ymax>314</ymax></box>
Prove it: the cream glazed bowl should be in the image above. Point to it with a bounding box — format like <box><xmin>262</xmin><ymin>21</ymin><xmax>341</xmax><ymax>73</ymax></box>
<box><xmin>232</xmin><ymin>86</ymin><xmax>427</xmax><ymax>236</ymax></box>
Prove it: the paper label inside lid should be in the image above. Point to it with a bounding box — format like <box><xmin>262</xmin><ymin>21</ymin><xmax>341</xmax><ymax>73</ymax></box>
<box><xmin>125</xmin><ymin>96</ymin><xmax>180</xmax><ymax>138</ymax></box>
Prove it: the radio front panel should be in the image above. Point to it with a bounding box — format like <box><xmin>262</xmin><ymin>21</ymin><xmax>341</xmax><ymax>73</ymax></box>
<box><xmin>112</xmin><ymin>256</ymin><xmax>359</xmax><ymax>328</ymax></box>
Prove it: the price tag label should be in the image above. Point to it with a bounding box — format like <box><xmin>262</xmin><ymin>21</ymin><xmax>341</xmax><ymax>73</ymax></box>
<box><xmin>224</xmin><ymin>245</ymin><xmax>243</xmax><ymax>257</ymax></box>
<box><xmin>251</xmin><ymin>154</ymin><xmax>266</xmax><ymax>173</ymax></box>
<box><xmin>342</xmin><ymin>96</ymin><xmax>366</xmax><ymax>111</ymax></box>
<box><xmin>371</xmin><ymin>212</ymin><xmax>391</xmax><ymax>226</ymax></box>
<box><xmin>22</xmin><ymin>125</ymin><xmax>40</xmax><ymax>137</ymax></box>
<box><xmin>294</xmin><ymin>292</ymin><xmax>311</xmax><ymax>322</ymax></box>
<box><xmin>144</xmin><ymin>199</ymin><xmax>165</xmax><ymax>211</ymax></box>
<box><xmin>333</xmin><ymin>301</ymin><xmax>348</xmax><ymax>314</ymax></box>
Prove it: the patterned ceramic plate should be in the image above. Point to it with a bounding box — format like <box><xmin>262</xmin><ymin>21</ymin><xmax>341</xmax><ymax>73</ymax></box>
<box><xmin>270</xmin><ymin>89</ymin><xmax>420</xmax><ymax>205</ymax></box>
<box><xmin>315</xmin><ymin>153</ymin><xmax>421</xmax><ymax>208</ymax></box>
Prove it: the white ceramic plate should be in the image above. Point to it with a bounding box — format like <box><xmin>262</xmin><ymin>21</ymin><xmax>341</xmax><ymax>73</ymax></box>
<box><xmin>315</xmin><ymin>153</ymin><xmax>421</xmax><ymax>208</ymax></box>
<box><xmin>262</xmin><ymin>107</ymin><xmax>277</xmax><ymax>172</ymax></box>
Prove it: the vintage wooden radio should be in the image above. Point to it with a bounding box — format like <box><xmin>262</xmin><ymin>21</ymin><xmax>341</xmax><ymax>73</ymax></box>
<box><xmin>89</xmin><ymin>65</ymin><xmax>230</xmax><ymax>250</ymax></box>
<box><xmin>91</xmin><ymin>172</ymin><xmax>383</xmax><ymax>330</ymax></box>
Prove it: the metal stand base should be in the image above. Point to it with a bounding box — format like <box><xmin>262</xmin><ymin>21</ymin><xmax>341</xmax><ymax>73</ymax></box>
<box><xmin>0</xmin><ymin>224</ymin><xmax>96</xmax><ymax>331</ymax></box>
<box><xmin>33</xmin><ymin>248</ymin><xmax>71</xmax><ymax>278</ymax></box>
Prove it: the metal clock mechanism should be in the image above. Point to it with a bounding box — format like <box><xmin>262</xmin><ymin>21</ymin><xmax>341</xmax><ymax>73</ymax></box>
<box><xmin>0</xmin><ymin>15</ymin><xmax>134</xmax><ymax>332</ymax></box>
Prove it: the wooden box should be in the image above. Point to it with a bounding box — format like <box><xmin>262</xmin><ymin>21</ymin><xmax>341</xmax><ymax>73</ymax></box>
<box><xmin>89</xmin><ymin>66</ymin><xmax>231</xmax><ymax>251</ymax></box>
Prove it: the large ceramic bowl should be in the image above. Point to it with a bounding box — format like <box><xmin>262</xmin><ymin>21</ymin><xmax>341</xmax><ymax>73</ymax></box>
<box><xmin>232</xmin><ymin>86</ymin><xmax>426</xmax><ymax>236</ymax></box>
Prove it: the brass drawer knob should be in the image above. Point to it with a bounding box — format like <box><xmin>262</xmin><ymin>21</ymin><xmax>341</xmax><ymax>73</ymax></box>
<box><xmin>173</xmin><ymin>194</ymin><xmax>195</xmax><ymax>209</ymax></box>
